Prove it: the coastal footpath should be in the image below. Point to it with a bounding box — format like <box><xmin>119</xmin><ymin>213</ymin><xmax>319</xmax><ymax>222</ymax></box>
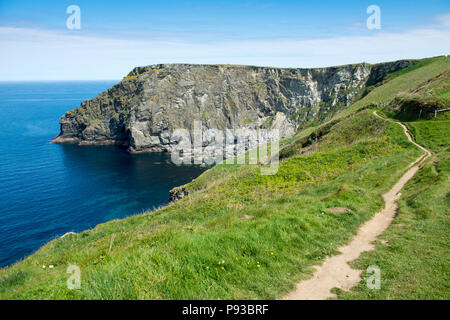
<box><xmin>54</xmin><ymin>61</ymin><xmax>415</xmax><ymax>154</ymax></box>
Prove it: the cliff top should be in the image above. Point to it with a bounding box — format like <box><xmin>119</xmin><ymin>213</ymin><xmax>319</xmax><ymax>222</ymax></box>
<box><xmin>125</xmin><ymin>57</ymin><xmax>432</xmax><ymax>77</ymax></box>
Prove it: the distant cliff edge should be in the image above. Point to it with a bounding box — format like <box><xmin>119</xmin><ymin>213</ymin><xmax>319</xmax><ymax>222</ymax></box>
<box><xmin>53</xmin><ymin>60</ymin><xmax>417</xmax><ymax>153</ymax></box>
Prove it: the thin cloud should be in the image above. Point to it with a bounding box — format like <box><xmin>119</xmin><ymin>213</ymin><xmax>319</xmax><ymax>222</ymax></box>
<box><xmin>0</xmin><ymin>13</ymin><xmax>449</xmax><ymax>80</ymax></box>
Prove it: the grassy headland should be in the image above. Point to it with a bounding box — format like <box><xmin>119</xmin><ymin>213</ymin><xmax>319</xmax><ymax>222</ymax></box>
<box><xmin>337</xmin><ymin>68</ymin><xmax>449</xmax><ymax>299</ymax></box>
<box><xmin>0</xmin><ymin>56</ymin><xmax>448</xmax><ymax>299</ymax></box>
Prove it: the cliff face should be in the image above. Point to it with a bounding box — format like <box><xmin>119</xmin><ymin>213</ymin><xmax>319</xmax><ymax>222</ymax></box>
<box><xmin>54</xmin><ymin>60</ymin><xmax>416</xmax><ymax>153</ymax></box>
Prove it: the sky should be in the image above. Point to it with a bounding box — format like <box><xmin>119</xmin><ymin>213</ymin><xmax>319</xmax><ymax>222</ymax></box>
<box><xmin>0</xmin><ymin>0</ymin><xmax>449</xmax><ymax>80</ymax></box>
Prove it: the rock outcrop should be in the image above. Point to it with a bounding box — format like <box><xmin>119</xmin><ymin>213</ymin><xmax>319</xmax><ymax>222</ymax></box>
<box><xmin>168</xmin><ymin>187</ymin><xmax>189</xmax><ymax>203</ymax></box>
<box><xmin>54</xmin><ymin>60</ymin><xmax>416</xmax><ymax>155</ymax></box>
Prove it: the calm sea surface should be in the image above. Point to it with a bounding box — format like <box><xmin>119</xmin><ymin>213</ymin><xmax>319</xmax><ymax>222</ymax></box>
<box><xmin>0</xmin><ymin>81</ymin><xmax>206</xmax><ymax>267</ymax></box>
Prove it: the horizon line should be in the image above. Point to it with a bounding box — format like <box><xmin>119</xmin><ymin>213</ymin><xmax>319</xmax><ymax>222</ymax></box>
<box><xmin>1</xmin><ymin>54</ymin><xmax>448</xmax><ymax>82</ymax></box>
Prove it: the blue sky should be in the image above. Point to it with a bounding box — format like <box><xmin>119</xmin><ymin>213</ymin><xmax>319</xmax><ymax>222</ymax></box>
<box><xmin>1</xmin><ymin>0</ymin><xmax>449</xmax><ymax>80</ymax></box>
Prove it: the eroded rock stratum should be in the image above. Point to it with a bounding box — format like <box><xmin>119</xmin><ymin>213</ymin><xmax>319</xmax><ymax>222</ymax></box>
<box><xmin>54</xmin><ymin>61</ymin><xmax>415</xmax><ymax>153</ymax></box>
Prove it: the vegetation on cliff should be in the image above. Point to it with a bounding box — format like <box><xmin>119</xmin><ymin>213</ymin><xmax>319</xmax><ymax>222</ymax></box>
<box><xmin>54</xmin><ymin>60</ymin><xmax>417</xmax><ymax>153</ymax></box>
<box><xmin>338</xmin><ymin>68</ymin><xmax>450</xmax><ymax>299</ymax></box>
<box><xmin>1</xmin><ymin>56</ymin><xmax>448</xmax><ymax>299</ymax></box>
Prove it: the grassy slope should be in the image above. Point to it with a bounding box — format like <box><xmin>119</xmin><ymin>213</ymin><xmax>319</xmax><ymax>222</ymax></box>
<box><xmin>340</xmin><ymin>56</ymin><xmax>450</xmax><ymax>116</ymax></box>
<box><xmin>278</xmin><ymin>56</ymin><xmax>450</xmax><ymax>149</ymax></box>
<box><xmin>337</xmin><ymin>74</ymin><xmax>450</xmax><ymax>300</ymax></box>
<box><xmin>0</xmin><ymin>57</ymin><xmax>448</xmax><ymax>299</ymax></box>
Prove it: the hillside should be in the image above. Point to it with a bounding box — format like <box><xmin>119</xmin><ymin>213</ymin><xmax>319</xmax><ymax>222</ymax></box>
<box><xmin>338</xmin><ymin>67</ymin><xmax>450</xmax><ymax>299</ymax></box>
<box><xmin>1</xmin><ymin>56</ymin><xmax>449</xmax><ymax>299</ymax></box>
<box><xmin>53</xmin><ymin>60</ymin><xmax>416</xmax><ymax>153</ymax></box>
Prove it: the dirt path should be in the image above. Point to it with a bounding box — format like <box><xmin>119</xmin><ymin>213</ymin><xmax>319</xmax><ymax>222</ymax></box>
<box><xmin>282</xmin><ymin>111</ymin><xmax>431</xmax><ymax>300</ymax></box>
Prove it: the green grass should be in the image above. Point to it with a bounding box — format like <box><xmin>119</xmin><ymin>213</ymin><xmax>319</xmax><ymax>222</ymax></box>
<box><xmin>384</xmin><ymin>57</ymin><xmax>438</xmax><ymax>82</ymax></box>
<box><xmin>336</xmin><ymin>114</ymin><xmax>449</xmax><ymax>300</ymax></box>
<box><xmin>381</xmin><ymin>68</ymin><xmax>450</xmax><ymax>121</ymax></box>
<box><xmin>339</xmin><ymin>56</ymin><xmax>450</xmax><ymax>117</ymax></box>
<box><xmin>439</xmin><ymin>89</ymin><xmax>450</xmax><ymax>99</ymax></box>
<box><xmin>287</xmin><ymin>56</ymin><xmax>449</xmax><ymax>149</ymax></box>
<box><xmin>0</xmin><ymin>56</ymin><xmax>448</xmax><ymax>300</ymax></box>
<box><xmin>407</xmin><ymin>120</ymin><xmax>450</xmax><ymax>155</ymax></box>
<box><xmin>0</xmin><ymin>110</ymin><xmax>421</xmax><ymax>300</ymax></box>
<box><xmin>336</xmin><ymin>66</ymin><xmax>449</xmax><ymax>300</ymax></box>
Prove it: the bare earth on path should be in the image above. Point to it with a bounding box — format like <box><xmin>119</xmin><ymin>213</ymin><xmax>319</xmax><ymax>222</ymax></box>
<box><xmin>282</xmin><ymin>111</ymin><xmax>431</xmax><ymax>300</ymax></box>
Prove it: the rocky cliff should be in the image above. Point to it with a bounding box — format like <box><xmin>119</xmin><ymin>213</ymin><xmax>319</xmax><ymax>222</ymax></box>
<box><xmin>54</xmin><ymin>60</ymin><xmax>416</xmax><ymax>154</ymax></box>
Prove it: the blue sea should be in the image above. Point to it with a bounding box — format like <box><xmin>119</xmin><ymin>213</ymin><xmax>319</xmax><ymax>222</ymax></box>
<box><xmin>0</xmin><ymin>81</ymin><xmax>207</xmax><ymax>267</ymax></box>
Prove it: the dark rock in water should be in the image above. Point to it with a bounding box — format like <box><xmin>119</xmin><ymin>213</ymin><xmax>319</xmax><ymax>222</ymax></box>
<box><xmin>53</xmin><ymin>61</ymin><xmax>417</xmax><ymax>154</ymax></box>
<box><xmin>169</xmin><ymin>187</ymin><xmax>189</xmax><ymax>203</ymax></box>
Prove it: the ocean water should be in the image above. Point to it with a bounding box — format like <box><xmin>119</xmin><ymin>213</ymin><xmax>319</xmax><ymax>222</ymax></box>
<box><xmin>0</xmin><ymin>81</ymin><xmax>207</xmax><ymax>267</ymax></box>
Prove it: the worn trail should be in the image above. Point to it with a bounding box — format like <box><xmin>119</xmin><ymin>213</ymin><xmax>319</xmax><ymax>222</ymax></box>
<box><xmin>282</xmin><ymin>111</ymin><xmax>431</xmax><ymax>300</ymax></box>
